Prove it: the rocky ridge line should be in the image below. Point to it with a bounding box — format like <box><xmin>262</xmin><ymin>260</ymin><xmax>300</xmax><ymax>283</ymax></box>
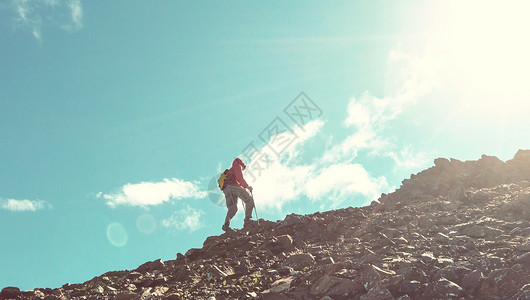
<box><xmin>2</xmin><ymin>150</ymin><xmax>530</xmax><ymax>299</ymax></box>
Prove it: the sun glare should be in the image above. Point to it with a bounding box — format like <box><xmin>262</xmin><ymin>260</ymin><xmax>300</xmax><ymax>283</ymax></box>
<box><xmin>431</xmin><ymin>0</ymin><xmax>530</xmax><ymax>111</ymax></box>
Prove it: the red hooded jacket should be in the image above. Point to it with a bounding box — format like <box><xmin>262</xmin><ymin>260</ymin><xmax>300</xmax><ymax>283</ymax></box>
<box><xmin>224</xmin><ymin>158</ymin><xmax>249</xmax><ymax>188</ymax></box>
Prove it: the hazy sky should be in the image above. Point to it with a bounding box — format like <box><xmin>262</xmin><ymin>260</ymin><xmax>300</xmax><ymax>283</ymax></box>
<box><xmin>1</xmin><ymin>0</ymin><xmax>529</xmax><ymax>290</ymax></box>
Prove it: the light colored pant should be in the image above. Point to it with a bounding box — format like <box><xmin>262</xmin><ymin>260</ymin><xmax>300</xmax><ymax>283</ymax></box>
<box><xmin>223</xmin><ymin>184</ymin><xmax>254</xmax><ymax>225</ymax></box>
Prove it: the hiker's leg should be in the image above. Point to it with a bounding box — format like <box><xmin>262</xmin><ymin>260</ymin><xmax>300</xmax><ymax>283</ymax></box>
<box><xmin>235</xmin><ymin>187</ymin><xmax>254</xmax><ymax>219</ymax></box>
<box><xmin>224</xmin><ymin>187</ymin><xmax>238</xmax><ymax>225</ymax></box>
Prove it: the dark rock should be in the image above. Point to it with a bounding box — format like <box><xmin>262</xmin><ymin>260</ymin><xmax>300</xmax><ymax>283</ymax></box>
<box><xmin>435</xmin><ymin>265</ymin><xmax>472</xmax><ymax>283</ymax></box>
<box><xmin>126</xmin><ymin>271</ymin><xmax>142</xmax><ymax>280</ymax></box>
<box><xmin>203</xmin><ymin>235</ymin><xmax>221</xmax><ymax>248</ymax></box>
<box><xmin>176</xmin><ymin>252</ymin><xmax>185</xmax><ymax>261</ymax></box>
<box><xmin>434</xmin><ymin>232</ymin><xmax>451</xmax><ymax>244</ymax></box>
<box><xmin>404</xmin><ymin>267</ymin><xmax>428</xmax><ymax>283</ymax></box>
<box><xmin>277</xmin><ymin>266</ymin><xmax>293</xmax><ymax>276</ymax></box>
<box><xmin>477</xmin><ymin>277</ymin><xmax>499</xmax><ymax>299</ymax></box>
<box><xmin>422</xmin><ymin>277</ymin><xmax>463</xmax><ymax>299</ymax></box>
<box><xmin>115</xmin><ymin>292</ymin><xmax>138</xmax><ymax>300</ymax></box>
<box><xmin>206</xmin><ymin>265</ymin><xmax>231</xmax><ymax>281</ymax></box>
<box><xmin>320</xmin><ymin>256</ymin><xmax>335</xmax><ymax>265</ymax></box>
<box><xmin>379</xmin><ymin>275</ymin><xmax>404</xmax><ymax>296</ymax></box>
<box><xmin>394</xmin><ymin>236</ymin><xmax>408</xmax><ymax>245</ymax></box>
<box><xmin>173</xmin><ymin>266</ymin><xmax>193</xmax><ymax>282</ymax></box>
<box><xmin>360</xmin><ymin>265</ymin><xmax>394</xmax><ymax>292</ymax></box>
<box><xmin>516</xmin><ymin>252</ymin><xmax>530</xmax><ymax>267</ymax></box>
<box><xmin>513</xmin><ymin>149</ymin><xmax>530</xmax><ymax>160</ymax></box>
<box><xmin>283</xmin><ymin>214</ymin><xmax>305</xmax><ymax>226</ymax></box>
<box><xmin>521</xmin><ymin>227</ymin><xmax>530</xmax><ymax>236</ymax></box>
<box><xmin>418</xmin><ymin>216</ymin><xmax>435</xmax><ymax>229</ymax></box>
<box><xmin>448</xmin><ymin>187</ymin><xmax>466</xmax><ymax>202</ymax></box>
<box><xmin>483</xmin><ymin>268</ymin><xmax>528</xmax><ymax>299</ymax></box>
<box><xmin>282</xmin><ymin>253</ymin><xmax>315</xmax><ymax>270</ymax></box>
<box><xmin>0</xmin><ymin>287</ymin><xmax>21</xmax><ymax>299</ymax></box>
<box><xmin>461</xmin><ymin>225</ymin><xmax>487</xmax><ymax>238</ymax></box>
<box><xmin>327</xmin><ymin>278</ymin><xmax>366</xmax><ymax>299</ymax></box>
<box><xmin>400</xmin><ymin>279</ymin><xmax>421</xmax><ymax>296</ymax></box>
<box><xmin>310</xmin><ymin>275</ymin><xmax>342</xmax><ymax>296</ymax></box>
<box><xmin>184</xmin><ymin>248</ymin><xmax>203</xmax><ymax>261</ymax></box>
<box><xmin>461</xmin><ymin>269</ymin><xmax>483</xmax><ymax>291</ymax></box>
<box><xmin>360</xmin><ymin>250</ymin><xmax>383</xmax><ymax>265</ymax></box>
<box><xmin>420</xmin><ymin>252</ymin><xmax>436</xmax><ymax>265</ymax></box>
<box><xmin>480</xmin><ymin>154</ymin><xmax>504</xmax><ymax>167</ymax></box>
<box><xmin>265</xmin><ymin>276</ymin><xmax>293</xmax><ymax>293</ymax></box>
<box><xmin>359</xmin><ymin>285</ymin><xmax>393</xmax><ymax>300</ymax></box>
<box><xmin>381</xmin><ymin>228</ymin><xmax>401</xmax><ymax>239</ymax></box>
<box><xmin>136</xmin><ymin>258</ymin><xmax>164</xmax><ymax>273</ymax></box>
<box><xmin>21</xmin><ymin>290</ymin><xmax>46</xmax><ymax>299</ymax></box>
<box><xmin>434</xmin><ymin>158</ymin><xmax>451</xmax><ymax>168</ymax></box>
<box><xmin>262</xmin><ymin>234</ymin><xmax>294</xmax><ymax>255</ymax></box>
<box><xmin>162</xmin><ymin>294</ymin><xmax>182</xmax><ymax>300</ymax></box>
<box><xmin>484</xmin><ymin>227</ymin><xmax>505</xmax><ymax>240</ymax></box>
<box><xmin>481</xmin><ymin>256</ymin><xmax>505</xmax><ymax>274</ymax></box>
<box><xmin>510</xmin><ymin>283</ymin><xmax>530</xmax><ymax>300</ymax></box>
<box><xmin>260</xmin><ymin>292</ymin><xmax>293</xmax><ymax>300</ymax></box>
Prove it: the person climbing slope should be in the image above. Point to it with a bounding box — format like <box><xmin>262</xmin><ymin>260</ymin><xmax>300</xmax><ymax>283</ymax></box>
<box><xmin>220</xmin><ymin>158</ymin><xmax>255</xmax><ymax>231</ymax></box>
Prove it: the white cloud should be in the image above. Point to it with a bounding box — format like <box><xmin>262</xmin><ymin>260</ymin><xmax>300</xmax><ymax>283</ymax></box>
<box><xmin>386</xmin><ymin>146</ymin><xmax>428</xmax><ymax>170</ymax></box>
<box><xmin>284</xmin><ymin>120</ymin><xmax>325</xmax><ymax>162</ymax></box>
<box><xmin>388</xmin><ymin>44</ymin><xmax>442</xmax><ymax>104</ymax></box>
<box><xmin>249</xmin><ymin>161</ymin><xmax>313</xmax><ymax>211</ymax></box>
<box><xmin>245</xmin><ymin>120</ymin><xmax>323</xmax><ymax>210</ymax></box>
<box><xmin>294</xmin><ymin>120</ymin><xmax>326</xmax><ymax>144</ymax></box>
<box><xmin>344</xmin><ymin>99</ymin><xmax>372</xmax><ymax>128</ymax></box>
<box><xmin>245</xmin><ymin>119</ymin><xmax>388</xmax><ymax>210</ymax></box>
<box><xmin>1</xmin><ymin>199</ymin><xmax>52</xmax><ymax>212</ymax></box>
<box><xmin>64</xmin><ymin>0</ymin><xmax>82</xmax><ymax>32</ymax></box>
<box><xmin>12</xmin><ymin>0</ymin><xmax>42</xmax><ymax>40</ymax></box>
<box><xmin>7</xmin><ymin>0</ymin><xmax>84</xmax><ymax>40</ymax></box>
<box><xmin>247</xmin><ymin>152</ymin><xmax>388</xmax><ymax>210</ymax></box>
<box><xmin>305</xmin><ymin>163</ymin><xmax>388</xmax><ymax>206</ymax></box>
<box><xmin>100</xmin><ymin>178</ymin><xmax>207</xmax><ymax>208</ymax></box>
<box><xmin>161</xmin><ymin>205</ymin><xmax>204</xmax><ymax>232</ymax></box>
<box><xmin>322</xmin><ymin>127</ymin><xmax>390</xmax><ymax>163</ymax></box>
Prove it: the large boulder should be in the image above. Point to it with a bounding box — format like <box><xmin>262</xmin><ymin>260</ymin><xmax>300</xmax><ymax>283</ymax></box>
<box><xmin>0</xmin><ymin>287</ymin><xmax>21</xmax><ymax>299</ymax></box>
<box><xmin>262</xmin><ymin>235</ymin><xmax>294</xmax><ymax>255</ymax></box>
<box><xmin>282</xmin><ymin>253</ymin><xmax>315</xmax><ymax>270</ymax></box>
<box><xmin>327</xmin><ymin>278</ymin><xmax>366</xmax><ymax>299</ymax></box>
<box><xmin>310</xmin><ymin>275</ymin><xmax>343</xmax><ymax>296</ymax></box>
<box><xmin>136</xmin><ymin>259</ymin><xmax>165</xmax><ymax>273</ymax></box>
<box><xmin>421</xmin><ymin>278</ymin><xmax>463</xmax><ymax>299</ymax></box>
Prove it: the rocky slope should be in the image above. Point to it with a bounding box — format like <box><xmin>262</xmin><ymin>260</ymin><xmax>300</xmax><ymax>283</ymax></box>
<box><xmin>2</xmin><ymin>150</ymin><xmax>530</xmax><ymax>300</ymax></box>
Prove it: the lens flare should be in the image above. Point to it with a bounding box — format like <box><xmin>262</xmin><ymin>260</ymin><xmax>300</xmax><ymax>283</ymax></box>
<box><xmin>136</xmin><ymin>213</ymin><xmax>157</xmax><ymax>234</ymax></box>
<box><xmin>207</xmin><ymin>173</ymin><xmax>226</xmax><ymax>207</ymax></box>
<box><xmin>106</xmin><ymin>222</ymin><xmax>128</xmax><ymax>247</ymax></box>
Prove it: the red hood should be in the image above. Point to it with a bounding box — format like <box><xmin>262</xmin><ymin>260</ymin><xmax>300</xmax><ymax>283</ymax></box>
<box><xmin>232</xmin><ymin>158</ymin><xmax>246</xmax><ymax>169</ymax></box>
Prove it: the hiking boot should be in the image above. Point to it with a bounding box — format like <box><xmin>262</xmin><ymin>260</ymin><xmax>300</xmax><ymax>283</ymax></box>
<box><xmin>244</xmin><ymin>218</ymin><xmax>257</xmax><ymax>228</ymax></box>
<box><xmin>222</xmin><ymin>224</ymin><xmax>233</xmax><ymax>232</ymax></box>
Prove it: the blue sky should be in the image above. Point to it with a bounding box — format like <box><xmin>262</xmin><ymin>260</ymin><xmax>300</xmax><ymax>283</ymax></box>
<box><xmin>1</xmin><ymin>0</ymin><xmax>530</xmax><ymax>291</ymax></box>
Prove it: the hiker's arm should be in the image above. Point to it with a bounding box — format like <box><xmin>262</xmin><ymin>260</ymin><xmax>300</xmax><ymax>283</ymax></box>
<box><xmin>234</xmin><ymin>165</ymin><xmax>249</xmax><ymax>188</ymax></box>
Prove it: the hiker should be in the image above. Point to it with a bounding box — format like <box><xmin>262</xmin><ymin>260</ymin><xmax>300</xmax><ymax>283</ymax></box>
<box><xmin>221</xmin><ymin>158</ymin><xmax>255</xmax><ymax>231</ymax></box>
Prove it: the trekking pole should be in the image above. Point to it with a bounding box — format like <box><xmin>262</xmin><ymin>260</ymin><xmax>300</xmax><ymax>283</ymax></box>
<box><xmin>250</xmin><ymin>190</ymin><xmax>259</xmax><ymax>226</ymax></box>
